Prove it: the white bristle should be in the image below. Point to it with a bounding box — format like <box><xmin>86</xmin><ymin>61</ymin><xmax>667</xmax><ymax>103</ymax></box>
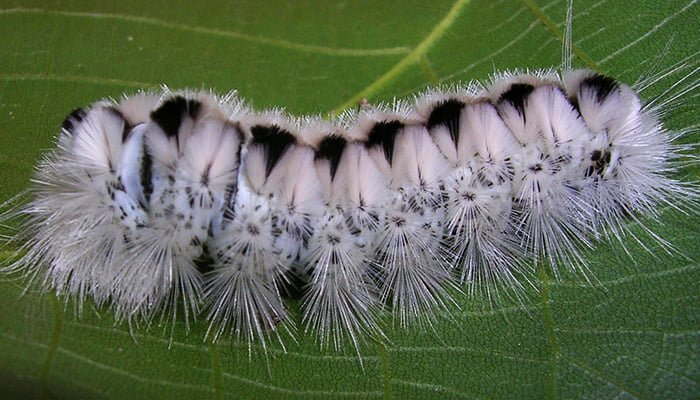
<box><xmin>370</xmin><ymin>124</ymin><xmax>458</xmax><ymax>327</ymax></box>
<box><xmin>301</xmin><ymin>134</ymin><xmax>386</xmax><ymax>352</ymax></box>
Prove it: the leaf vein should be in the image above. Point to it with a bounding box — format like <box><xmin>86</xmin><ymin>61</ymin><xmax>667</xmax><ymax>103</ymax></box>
<box><xmin>435</xmin><ymin>0</ymin><xmax>555</xmax><ymax>86</ymax></box>
<box><xmin>521</xmin><ymin>0</ymin><xmax>600</xmax><ymax>71</ymax></box>
<box><xmin>207</xmin><ymin>340</ymin><xmax>223</xmax><ymax>400</ymax></box>
<box><xmin>0</xmin><ymin>72</ymin><xmax>155</xmax><ymax>89</ymax></box>
<box><xmin>0</xmin><ymin>8</ymin><xmax>410</xmax><ymax>58</ymax></box>
<box><xmin>330</xmin><ymin>0</ymin><xmax>472</xmax><ymax>113</ymax></box>
<box><xmin>558</xmin><ymin>327</ymin><xmax>700</xmax><ymax>336</ymax></box>
<box><xmin>561</xmin><ymin>354</ymin><xmax>645</xmax><ymax>399</ymax></box>
<box><xmin>66</xmin><ymin>320</ymin><xmax>379</xmax><ymax>362</ymax></box>
<box><xmin>216</xmin><ymin>369</ymin><xmax>383</xmax><ymax>397</ymax></box>
<box><xmin>55</xmin><ymin>347</ymin><xmax>215</xmax><ymax>393</ymax></box>
<box><xmin>551</xmin><ymin>262</ymin><xmax>699</xmax><ymax>288</ymax></box>
<box><xmin>538</xmin><ymin>264</ymin><xmax>560</xmax><ymax>400</ymax></box>
<box><xmin>598</xmin><ymin>0</ymin><xmax>699</xmax><ymax>64</ymax></box>
<box><xmin>390</xmin><ymin>378</ymin><xmax>471</xmax><ymax>399</ymax></box>
<box><xmin>38</xmin><ymin>293</ymin><xmax>63</xmax><ymax>400</ymax></box>
<box><xmin>378</xmin><ymin>343</ymin><xmax>393</xmax><ymax>400</ymax></box>
<box><xmin>390</xmin><ymin>346</ymin><xmax>547</xmax><ymax>364</ymax></box>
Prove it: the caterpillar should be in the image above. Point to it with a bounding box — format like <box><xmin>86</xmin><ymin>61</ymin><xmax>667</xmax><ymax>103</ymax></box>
<box><xmin>1</xmin><ymin>2</ymin><xmax>698</xmax><ymax>361</ymax></box>
<box><xmin>3</xmin><ymin>64</ymin><xmax>697</xmax><ymax>356</ymax></box>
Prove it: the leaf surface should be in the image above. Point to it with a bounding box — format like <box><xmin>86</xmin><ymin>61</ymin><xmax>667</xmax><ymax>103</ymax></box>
<box><xmin>0</xmin><ymin>0</ymin><xmax>698</xmax><ymax>398</ymax></box>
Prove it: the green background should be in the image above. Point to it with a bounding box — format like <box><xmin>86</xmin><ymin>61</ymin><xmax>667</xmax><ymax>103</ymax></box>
<box><xmin>0</xmin><ymin>0</ymin><xmax>698</xmax><ymax>398</ymax></box>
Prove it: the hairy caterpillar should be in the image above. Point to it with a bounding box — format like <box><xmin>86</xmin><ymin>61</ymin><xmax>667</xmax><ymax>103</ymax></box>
<box><xmin>3</xmin><ymin>64</ymin><xmax>697</xmax><ymax>354</ymax></box>
<box><xmin>0</xmin><ymin>1</ymin><xmax>698</xmax><ymax>364</ymax></box>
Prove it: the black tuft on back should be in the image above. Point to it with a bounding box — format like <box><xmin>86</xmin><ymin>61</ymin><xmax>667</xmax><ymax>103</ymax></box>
<box><xmin>315</xmin><ymin>135</ymin><xmax>347</xmax><ymax>180</ymax></box>
<box><xmin>426</xmin><ymin>99</ymin><xmax>465</xmax><ymax>146</ymax></box>
<box><xmin>581</xmin><ymin>74</ymin><xmax>619</xmax><ymax>103</ymax></box>
<box><xmin>498</xmin><ymin>83</ymin><xmax>535</xmax><ymax>117</ymax></box>
<box><xmin>102</xmin><ymin>107</ymin><xmax>133</xmax><ymax>143</ymax></box>
<box><xmin>365</xmin><ymin>120</ymin><xmax>404</xmax><ymax>165</ymax></box>
<box><xmin>250</xmin><ymin>125</ymin><xmax>297</xmax><ymax>177</ymax></box>
<box><xmin>150</xmin><ymin>96</ymin><xmax>202</xmax><ymax>138</ymax></box>
<box><xmin>140</xmin><ymin>149</ymin><xmax>153</xmax><ymax>207</ymax></box>
<box><xmin>60</xmin><ymin>108</ymin><xmax>86</xmax><ymax>133</ymax></box>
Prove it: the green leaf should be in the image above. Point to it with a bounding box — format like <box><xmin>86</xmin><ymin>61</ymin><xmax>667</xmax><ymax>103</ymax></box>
<box><xmin>0</xmin><ymin>0</ymin><xmax>698</xmax><ymax>398</ymax></box>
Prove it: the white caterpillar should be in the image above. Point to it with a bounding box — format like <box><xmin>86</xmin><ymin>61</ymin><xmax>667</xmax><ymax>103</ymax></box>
<box><xmin>3</xmin><ymin>62</ymin><xmax>696</xmax><ymax>355</ymax></box>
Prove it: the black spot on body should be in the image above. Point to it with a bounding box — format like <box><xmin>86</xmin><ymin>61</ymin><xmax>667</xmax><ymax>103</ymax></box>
<box><xmin>225</xmin><ymin>122</ymin><xmax>244</xmax><ymax>201</ymax></box>
<box><xmin>102</xmin><ymin>107</ymin><xmax>133</xmax><ymax>143</ymax></box>
<box><xmin>201</xmin><ymin>164</ymin><xmax>211</xmax><ymax>186</ymax></box>
<box><xmin>498</xmin><ymin>83</ymin><xmax>535</xmax><ymax>117</ymax></box>
<box><xmin>581</xmin><ymin>74</ymin><xmax>619</xmax><ymax>103</ymax></box>
<box><xmin>585</xmin><ymin>166</ymin><xmax>595</xmax><ymax>177</ymax></box>
<box><xmin>111</xmin><ymin>180</ymin><xmax>125</xmax><ymax>192</ymax></box>
<box><xmin>392</xmin><ymin>216</ymin><xmax>406</xmax><ymax>227</ymax></box>
<box><xmin>461</xmin><ymin>192</ymin><xmax>475</xmax><ymax>201</ymax></box>
<box><xmin>345</xmin><ymin>215</ymin><xmax>362</xmax><ymax>236</ymax></box>
<box><xmin>61</xmin><ymin>108</ymin><xmax>86</xmax><ymax>133</ymax></box>
<box><xmin>427</xmin><ymin>99</ymin><xmax>465</xmax><ymax>146</ymax></box>
<box><xmin>326</xmin><ymin>234</ymin><xmax>341</xmax><ymax>245</ymax></box>
<box><xmin>365</xmin><ymin>120</ymin><xmax>404</xmax><ymax>165</ymax></box>
<box><xmin>246</xmin><ymin>223</ymin><xmax>260</xmax><ymax>236</ymax></box>
<box><xmin>140</xmin><ymin>150</ymin><xmax>153</xmax><ymax>206</ymax></box>
<box><xmin>586</xmin><ymin>148</ymin><xmax>614</xmax><ymax>177</ymax></box>
<box><xmin>530</xmin><ymin>164</ymin><xmax>543</xmax><ymax>172</ymax></box>
<box><xmin>368</xmin><ymin>211</ymin><xmax>380</xmax><ymax>225</ymax></box>
<box><xmin>250</xmin><ymin>125</ymin><xmax>296</xmax><ymax>177</ymax></box>
<box><xmin>150</xmin><ymin>96</ymin><xmax>202</xmax><ymax>138</ymax></box>
<box><xmin>315</xmin><ymin>135</ymin><xmax>347</xmax><ymax>179</ymax></box>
